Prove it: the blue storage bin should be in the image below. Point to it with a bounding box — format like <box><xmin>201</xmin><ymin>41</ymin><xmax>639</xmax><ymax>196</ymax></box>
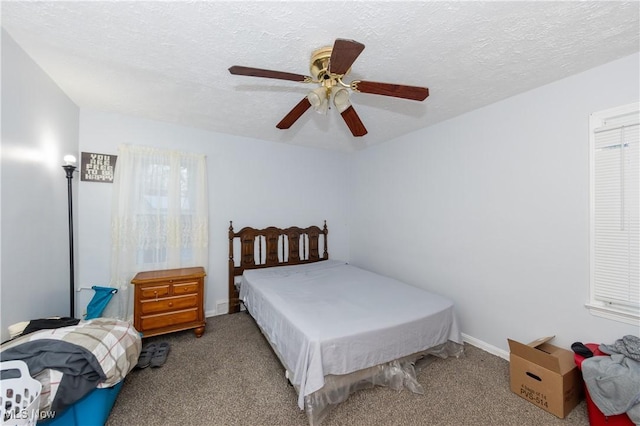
<box><xmin>39</xmin><ymin>381</ymin><xmax>123</xmax><ymax>426</ymax></box>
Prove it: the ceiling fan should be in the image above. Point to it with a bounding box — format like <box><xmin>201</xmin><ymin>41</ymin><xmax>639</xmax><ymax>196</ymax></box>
<box><xmin>228</xmin><ymin>38</ymin><xmax>429</xmax><ymax>137</ymax></box>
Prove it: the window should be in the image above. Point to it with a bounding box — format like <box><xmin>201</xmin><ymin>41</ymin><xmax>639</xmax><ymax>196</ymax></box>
<box><xmin>108</xmin><ymin>144</ymin><xmax>208</xmax><ymax>320</ymax></box>
<box><xmin>588</xmin><ymin>102</ymin><xmax>639</xmax><ymax>325</ymax></box>
<box><xmin>137</xmin><ymin>162</ymin><xmax>200</xmax><ymax>266</ymax></box>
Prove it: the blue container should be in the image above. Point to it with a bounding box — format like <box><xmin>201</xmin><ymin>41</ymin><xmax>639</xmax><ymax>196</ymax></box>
<box><xmin>39</xmin><ymin>381</ymin><xmax>123</xmax><ymax>426</ymax></box>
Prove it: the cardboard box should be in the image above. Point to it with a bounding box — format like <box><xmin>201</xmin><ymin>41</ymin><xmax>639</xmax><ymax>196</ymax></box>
<box><xmin>508</xmin><ymin>336</ymin><xmax>582</xmax><ymax>418</ymax></box>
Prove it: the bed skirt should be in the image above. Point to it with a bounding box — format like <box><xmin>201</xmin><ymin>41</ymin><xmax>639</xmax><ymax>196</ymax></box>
<box><xmin>299</xmin><ymin>341</ymin><xmax>464</xmax><ymax>425</ymax></box>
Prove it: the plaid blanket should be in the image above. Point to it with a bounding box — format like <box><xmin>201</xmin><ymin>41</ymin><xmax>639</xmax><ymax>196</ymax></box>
<box><xmin>0</xmin><ymin>318</ymin><xmax>141</xmax><ymax>413</ymax></box>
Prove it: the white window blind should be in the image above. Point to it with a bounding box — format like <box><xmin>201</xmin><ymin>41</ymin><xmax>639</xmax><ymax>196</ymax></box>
<box><xmin>588</xmin><ymin>102</ymin><xmax>639</xmax><ymax>325</ymax></box>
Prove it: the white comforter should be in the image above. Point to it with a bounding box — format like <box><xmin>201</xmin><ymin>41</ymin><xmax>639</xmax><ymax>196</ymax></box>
<box><xmin>240</xmin><ymin>260</ymin><xmax>462</xmax><ymax>409</ymax></box>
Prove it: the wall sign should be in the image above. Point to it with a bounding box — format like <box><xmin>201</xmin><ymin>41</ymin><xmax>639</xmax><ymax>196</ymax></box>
<box><xmin>81</xmin><ymin>152</ymin><xmax>117</xmax><ymax>183</ymax></box>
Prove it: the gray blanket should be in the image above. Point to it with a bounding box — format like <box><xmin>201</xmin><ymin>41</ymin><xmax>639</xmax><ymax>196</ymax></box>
<box><xmin>0</xmin><ymin>318</ymin><xmax>141</xmax><ymax>415</ymax></box>
<box><xmin>0</xmin><ymin>339</ymin><xmax>105</xmax><ymax>412</ymax></box>
<box><xmin>582</xmin><ymin>337</ymin><xmax>640</xmax><ymax>424</ymax></box>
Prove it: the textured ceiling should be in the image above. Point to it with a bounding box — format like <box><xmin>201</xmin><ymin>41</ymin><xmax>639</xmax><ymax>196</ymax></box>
<box><xmin>2</xmin><ymin>1</ymin><xmax>639</xmax><ymax>152</ymax></box>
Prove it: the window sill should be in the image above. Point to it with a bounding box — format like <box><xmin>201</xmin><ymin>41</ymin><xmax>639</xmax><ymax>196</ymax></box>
<box><xmin>585</xmin><ymin>302</ymin><xmax>640</xmax><ymax>326</ymax></box>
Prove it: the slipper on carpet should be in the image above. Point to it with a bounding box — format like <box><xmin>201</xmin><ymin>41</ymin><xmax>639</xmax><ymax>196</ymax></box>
<box><xmin>150</xmin><ymin>342</ymin><xmax>171</xmax><ymax>368</ymax></box>
<box><xmin>136</xmin><ymin>342</ymin><xmax>158</xmax><ymax>369</ymax></box>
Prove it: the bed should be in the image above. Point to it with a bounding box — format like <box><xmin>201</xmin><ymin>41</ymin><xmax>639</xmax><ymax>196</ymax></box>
<box><xmin>0</xmin><ymin>318</ymin><xmax>141</xmax><ymax>425</ymax></box>
<box><xmin>228</xmin><ymin>221</ymin><xmax>463</xmax><ymax>425</ymax></box>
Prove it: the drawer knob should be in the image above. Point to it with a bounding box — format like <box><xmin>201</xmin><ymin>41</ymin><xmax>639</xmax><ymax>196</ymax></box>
<box><xmin>169</xmin><ymin>302</ymin><xmax>173</xmax><ymax>307</ymax></box>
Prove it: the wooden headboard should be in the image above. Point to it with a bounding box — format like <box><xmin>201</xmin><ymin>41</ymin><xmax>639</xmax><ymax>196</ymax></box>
<box><xmin>227</xmin><ymin>221</ymin><xmax>329</xmax><ymax>313</ymax></box>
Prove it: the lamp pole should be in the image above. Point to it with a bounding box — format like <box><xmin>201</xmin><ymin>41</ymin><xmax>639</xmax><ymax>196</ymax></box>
<box><xmin>63</xmin><ymin>158</ymin><xmax>77</xmax><ymax>318</ymax></box>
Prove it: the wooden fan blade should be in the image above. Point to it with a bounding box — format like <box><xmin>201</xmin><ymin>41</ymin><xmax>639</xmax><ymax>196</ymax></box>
<box><xmin>229</xmin><ymin>66</ymin><xmax>310</xmax><ymax>82</ymax></box>
<box><xmin>340</xmin><ymin>105</ymin><xmax>368</xmax><ymax>137</ymax></box>
<box><xmin>276</xmin><ymin>97</ymin><xmax>312</xmax><ymax>129</ymax></box>
<box><xmin>352</xmin><ymin>80</ymin><xmax>429</xmax><ymax>101</ymax></box>
<box><xmin>329</xmin><ymin>39</ymin><xmax>365</xmax><ymax>75</ymax></box>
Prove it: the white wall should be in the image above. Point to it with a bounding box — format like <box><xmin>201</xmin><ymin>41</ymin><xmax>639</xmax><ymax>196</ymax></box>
<box><xmin>1</xmin><ymin>30</ymin><xmax>80</xmax><ymax>341</ymax></box>
<box><xmin>77</xmin><ymin>110</ymin><xmax>351</xmax><ymax>317</ymax></box>
<box><xmin>350</xmin><ymin>53</ymin><xmax>640</xmax><ymax>357</ymax></box>
<box><xmin>3</xmin><ymin>25</ymin><xmax>636</xmax><ymax>355</ymax></box>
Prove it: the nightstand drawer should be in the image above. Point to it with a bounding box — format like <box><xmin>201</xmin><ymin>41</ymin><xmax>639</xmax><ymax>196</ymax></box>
<box><xmin>172</xmin><ymin>281</ymin><xmax>199</xmax><ymax>295</ymax></box>
<box><xmin>140</xmin><ymin>294</ymin><xmax>198</xmax><ymax>315</ymax></box>
<box><xmin>140</xmin><ymin>308</ymin><xmax>198</xmax><ymax>331</ymax></box>
<box><xmin>140</xmin><ymin>285</ymin><xmax>170</xmax><ymax>299</ymax></box>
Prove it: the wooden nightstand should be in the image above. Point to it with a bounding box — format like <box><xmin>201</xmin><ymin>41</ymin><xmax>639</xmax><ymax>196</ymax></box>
<box><xmin>131</xmin><ymin>267</ymin><xmax>206</xmax><ymax>338</ymax></box>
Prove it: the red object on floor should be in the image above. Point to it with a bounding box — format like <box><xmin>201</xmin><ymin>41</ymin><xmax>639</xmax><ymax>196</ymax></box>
<box><xmin>573</xmin><ymin>343</ymin><xmax>634</xmax><ymax>426</ymax></box>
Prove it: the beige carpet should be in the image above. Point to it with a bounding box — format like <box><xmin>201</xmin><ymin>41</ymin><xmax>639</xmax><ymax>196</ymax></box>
<box><xmin>106</xmin><ymin>313</ymin><xmax>589</xmax><ymax>426</ymax></box>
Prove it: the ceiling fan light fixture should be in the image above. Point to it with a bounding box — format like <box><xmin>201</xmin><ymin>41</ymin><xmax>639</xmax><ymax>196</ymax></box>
<box><xmin>308</xmin><ymin>86</ymin><xmax>329</xmax><ymax>114</ymax></box>
<box><xmin>229</xmin><ymin>38</ymin><xmax>429</xmax><ymax>137</ymax></box>
<box><xmin>333</xmin><ymin>87</ymin><xmax>351</xmax><ymax>113</ymax></box>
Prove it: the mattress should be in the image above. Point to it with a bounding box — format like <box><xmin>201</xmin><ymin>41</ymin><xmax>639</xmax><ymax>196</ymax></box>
<box><xmin>240</xmin><ymin>260</ymin><xmax>462</xmax><ymax>409</ymax></box>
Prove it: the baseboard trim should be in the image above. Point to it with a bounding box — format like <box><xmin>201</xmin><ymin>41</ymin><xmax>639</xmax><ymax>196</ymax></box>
<box><xmin>205</xmin><ymin>309</ymin><xmax>222</xmax><ymax>318</ymax></box>
<box><xmin>206</xmin><ymin>304</ymin><xmax>245</xmax><ymax>318</ymax></box>
<box><xmin>462</xmin><ymin>333</ymin><xmax>509</xmax><ymax>360</ymax></box>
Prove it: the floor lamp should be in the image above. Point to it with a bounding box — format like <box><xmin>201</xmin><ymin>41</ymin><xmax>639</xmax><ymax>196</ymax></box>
<box><xmin>62</xmin><ymin>154</ymin><xmax>77</xmax><ymax>318</ymax></box>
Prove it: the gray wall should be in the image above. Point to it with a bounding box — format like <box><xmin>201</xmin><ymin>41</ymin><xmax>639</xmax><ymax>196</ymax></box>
<box><xmin>350</xmin><ymin>53</ymin><xmax>640</xmax><ymax>357</ymax></box>
<box><xmin>1</xmin><ymin>30</ymin><xmax>79</xmax><ymax>341</ymax></box>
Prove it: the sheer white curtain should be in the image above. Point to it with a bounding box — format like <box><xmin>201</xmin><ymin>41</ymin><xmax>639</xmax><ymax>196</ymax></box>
<box><xmin>105</xmin><ymin>144</ymin><xmax>208</xmax><ymax>321</ymax></box>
